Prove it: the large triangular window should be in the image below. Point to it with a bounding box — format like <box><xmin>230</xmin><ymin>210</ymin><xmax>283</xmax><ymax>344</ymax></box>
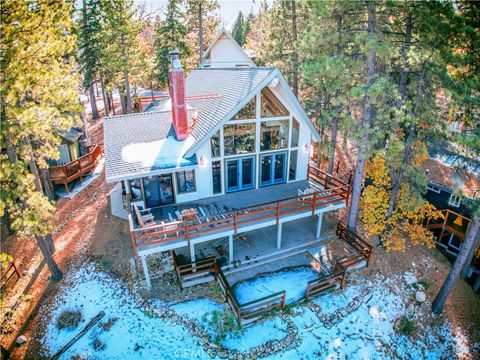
<box><xmin>231</xmin><ymin>97</ymin><xmax>256</xmax><ymax>120</ymax></box>
<box><xmin>260</xmin><ymin>87</ymin><xmax>289</xmax><ymax>118</ymax></box>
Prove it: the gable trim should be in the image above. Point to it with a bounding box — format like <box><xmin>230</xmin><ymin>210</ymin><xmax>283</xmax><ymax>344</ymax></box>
<box><xmin>202</xmin><ymin>28</ymin><xmax>254</xmax><ymax>66</ymax></box>
<box><xmin>185</xmin><ymin>69</ymin><xmax>277</xmax><ymax>157</ymax></box>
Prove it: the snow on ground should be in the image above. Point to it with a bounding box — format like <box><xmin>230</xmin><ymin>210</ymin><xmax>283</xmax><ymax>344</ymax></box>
<box><xmin>39</xmin><ymin>263</ymin><xmax>474</xmax><ymax>359</ymax></box>
<box><xmin>232</xmin><ymin>266</ymin><xmax>318</xmax><ymax>305</ymax></box>
<box><xmin>40</xmin><ymin>264</ymin><xmax>208</xmax><ymax>360</ymax></box>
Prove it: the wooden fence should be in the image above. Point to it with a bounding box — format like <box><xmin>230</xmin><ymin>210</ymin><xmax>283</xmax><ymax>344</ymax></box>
<box><xmin>305</xmin><ymin>263</ymin><xmax>346</xmax><ymax>301</ymax></box>
<box><xmin>131</xmin><ymin>167</ymin><xmax>351</xmax><ymax>255</ymax></box>
<box><xmin>49</xmin><ymin>144</ymin><xmax>103</xmax><ymax>192</ymax></box>
<box><xmin>172</xmin><ymin>252</ymin><xmax>286</xmax><ymax>325</ymax></box>
<box><xmin>336</xmin><ymin>222</ymin><xmax>372</xmax><ymax>267</ymax></box>
<box><xmin>0</xmin><ymin>261</ymin><xmax>20</xmax><ymax>290</ymax></box>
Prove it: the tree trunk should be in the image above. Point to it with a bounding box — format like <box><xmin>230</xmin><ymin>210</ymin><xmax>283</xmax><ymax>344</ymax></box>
<box><xmin>198</xmin><ymin>0</ymin><xmax>203</xmax><ymax>65</ymax></box>
<box><xmin>291</xmin><ymin>0</ymin><xmax>298</xmax><ymax>97</ymax></box>
<box><xmin>432</xmin><ymin>215</ymin><xmax>480</xmax><ymax>314</ymax></box>
<box><xmin>89</xmin><ymin>82</ymin><xmax>100</xmax><ymax>120</ymax></box>
<box><xmin>119</xmin><ymin>90</ymin><xmax>127</xmax><ymax>114</ymax></box>
<box><xmin>460</xmin><ymin>229</ymin><xmax>480</xmax><ymax>278</ymax></box>
<box><xmin>35</xmin><ymin>234</ymin><xmax>62</xmax><ymax>281</ymax></box>
<box><xmin>108</xmin><ymin>91</ymin><xmax>115</xmax><ymax>115</ymax></box>
<box><xmin>99</xmin><ymin>70</ymin><xmax>109</xmax><ymax>116</ymax></box>
<box><xmin>386</xmin><ymin>67</ymin><xmax>425</xmax><ymax>218</ymax></box>
<box><xmin>40</xmin><ymin>168</ymin><xmax>56</xmax><ymax>201</ymax></box>
<box><xmin>327</xmin><ymin>114</ymin><xmax>339</xmax><ymax>175</ymax></box>
<box><xmin>120</xmin><ymin>34</ymin><xmax>132</xmax><ymax>114</ymax></box>
<box><xmin>347</xmin><ymin>1</ymin><xmax>376</xmax><ymax>231</ymax></box>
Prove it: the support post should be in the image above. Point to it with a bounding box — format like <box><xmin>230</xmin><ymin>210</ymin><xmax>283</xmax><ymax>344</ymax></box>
<box><xmin>277</xmin><ymin>222</ymin><xmax>283</xmax><ymax>249</ymax></box>
<box><xmin>228</xmin><ymin>234</ymin><xmax>233</xmax><ymax>263</ymax></box>
<box><xmin>190</xmin><ymin>242</ymin><xmax>196</xmax><ymax>263</ymax></box>
<box><xmin>141</xmin><ymin>256</ymin><xmax>151</xmax><ymax>290</ymax></box>
<box><xmin>316</xmin><ymin>213</ymin><xmax>323</xmax><ymax>238</ymax></box>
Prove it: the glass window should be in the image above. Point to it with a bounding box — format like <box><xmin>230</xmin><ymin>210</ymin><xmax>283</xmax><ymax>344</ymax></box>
<box><xmin>260</xmin><ymin>120</ymin><xmax>289</xmax><ymax>151</ymax></box>
<box><xmin>232</xmin><ymin>97</ymin><xmax>256</xmax><ymax>120</ymax></box>
<box><xmin>176</xmin><ymin>170</ymin><xmax>196</xmax><ymax>193</ymax></box>
<box><xmin>212</xmin><ymin>161</ymin><xmax>222</xmax><ymax>194</ymax></box>
<box><xmin>223</xmin><ymin>123</ymin><xmax>256</xmax><ymax>156</ymax></box>
<box><xmin>291</xmin><ymin>118</ymin><xmax>300</xmax><ymax>147</ymax></box>
<box><xmin>260</xmin><ymin>87</ymin><xmax>289</xmax><ymax>118</ymax></box>
<box><xmin>449</xmin><ymin>194</ymin><xmax>461</xmax><ymax>207</ymax></box>
<box><xmin>427</xmin><ymin>183</ymin><xmax>441</xmax><ymax>193</ymax></box>
<box><xmin>128</xmin><ymin>179</ymin><xmax>143</xmax><ymax>201</ymax></box>
<box><xmin>289</xmin><ymin>150</ymin><xmax>298</xmax><ymax>181</ymax></box>
<box><xmin>211</xmin><ymin>131</ymin><xmax>220</xmax><ymax>158</ymax></box>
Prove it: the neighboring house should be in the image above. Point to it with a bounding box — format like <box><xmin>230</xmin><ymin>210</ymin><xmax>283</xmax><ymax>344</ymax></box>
<box><xmin>200</xmin><ymin>28</ymin><xmax>256</xmax><ymax>68</ymax></box>
<box><xmin>423</xmin><ymin>147</ymin><xmax>480</xmax><ymax>288</ymax></box>
<box><xmin>104</xmin><ymin>31</ymin><xmax>351</xmax><ymax>289</ymax></box>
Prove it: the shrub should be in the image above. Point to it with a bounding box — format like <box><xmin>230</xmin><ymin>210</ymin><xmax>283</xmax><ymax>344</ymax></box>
<box><xmin>208</xmin><ymin>310</ymin><xmax>242</xmax><ymax>343</ymax></box>
<box><xmin>396</xmin><ymin>316</ymin><xmax>416</xmax><ymax>336</ymax></box>
<box><xmin>417</xmin><ymin>279</ymin><xmax>431</xmax><ymax>291</ymax></box>
<box><xmin>56</xmin><ymin>309</ymin><xmax>82</xmax><ymax>330</ymax></box>
<box><xmin>99</xmin><ymin>317</ymin><xmax>119</xmax><ymax>331</ymax></box>
<box><xmin>98</xmin><ymin>258</ymin><xmax>111</xmax><ymax>270</ymax></box>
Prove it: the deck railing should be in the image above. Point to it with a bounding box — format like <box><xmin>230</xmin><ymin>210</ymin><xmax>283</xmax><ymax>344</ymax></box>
<box><xmin>130</xmin><ymin>167</ymin><xmax>351</xmax><ymax>255</ymax></box>
<box><xmin>336</xmin><ymin>222</ymin><xmax>372</xmax><ymax>267</ymax></box>
<box><xmin>305</xmin><ymin>263</ymin><xmax>346</xmax><ymax>301</ymax></box>
<box><xmin>0</xmin><ymin>261</ymin><xmax>20</xmax><ymax>290</ymax></box>
<box><xmin>172</xmin><ymin>250</ymin><xmax>217</xmax><ymax>289</ymax></box>
<box><xmin>49</xmin><ymin>145</ymin><xmax>103</xmax><ymax>192</ymax></box>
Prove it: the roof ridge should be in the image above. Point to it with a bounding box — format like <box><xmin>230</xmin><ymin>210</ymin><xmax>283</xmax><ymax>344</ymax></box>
<box><xmin>104</xmin><ymin>109</ymin><xmax>172</xmax><ymax>121</ymax></box>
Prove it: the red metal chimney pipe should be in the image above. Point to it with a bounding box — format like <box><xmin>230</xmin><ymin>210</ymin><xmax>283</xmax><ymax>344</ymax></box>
<box><xmin>168</xmin><ymin>50</ymin><xmax>189</xmax><ymax>140</ymax></box>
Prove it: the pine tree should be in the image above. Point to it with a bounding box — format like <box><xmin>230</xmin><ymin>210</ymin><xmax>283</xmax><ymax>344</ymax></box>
<box><xmin>1</xmin><ymin>0</ymin><xmax>80</xmax><ymax>281</ymax></box>
<box><xmin>154</xmin><ymin>0</ymin><xmax>190</xmax><ymax>88</ymax></box>
<box><xmin>184</xmin><ymin>0</ymin><xmax>221</xmax><ymax>69</ymax></box>
<box><xmin>78</xmin><ymin>0</ymin><xmax>104</xmax><ymax>119</ymax></box>
<box><xmin>232</xmin><ymin>11</ymin><xmax>245</xmax><ymax>46</ymax></box>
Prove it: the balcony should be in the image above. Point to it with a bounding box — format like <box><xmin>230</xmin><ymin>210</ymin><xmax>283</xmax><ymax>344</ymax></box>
<box><xmin>129</xmin><ymin>166</ymin><xmax>351</xmax><ymax>257</ymax></box>
<box><xmin>49</xmin><ymin>145</ymin><xmax>103</xmax><ymax>193</ymax></box>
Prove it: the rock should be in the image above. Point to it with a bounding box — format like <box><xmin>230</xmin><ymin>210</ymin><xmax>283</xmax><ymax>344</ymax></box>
<box><xmin>403</xmin><ymin>272</ymin><xmax>417</xmax><ymax>286</ymax></box>
<box><xmin>16</xmin><ymin>335</ymin><xmax>27</xmax><ymax>345</ymax></box>
<box><xmin>406</xmin><ymin>304</ymin><xmax>415</xmax><ymax>318</ymax></box>
<box><xmin>415</xmin><ymin>291</ymin><xmax>426</xmax><ymax>303</ymax></box>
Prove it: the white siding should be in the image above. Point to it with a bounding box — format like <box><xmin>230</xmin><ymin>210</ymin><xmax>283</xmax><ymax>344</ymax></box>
<box><xmin>202</xmin><ymin>34</ymin><xmax>255</xmax><ymax>68</ymax></box>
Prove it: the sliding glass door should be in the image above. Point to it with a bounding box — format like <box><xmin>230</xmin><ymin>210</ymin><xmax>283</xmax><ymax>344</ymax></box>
<box><xmin>143</xmin><ymin>174</ymin><xmax>175</xmax><ymax>208</ymax></box>
<box><xmin>225</xmin><ymin>157</ymin><xmax>255</xmax><ymax>192</ymax></box>
<box><xmin>260</xmin><ymin>152</ymin><xmax>287</xmax><ymax>187</ymax></box>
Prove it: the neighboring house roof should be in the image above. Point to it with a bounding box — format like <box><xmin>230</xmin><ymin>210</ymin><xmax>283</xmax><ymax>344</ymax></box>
<box><xmin>201</xmin><ymin>28</ymin><xmax>255</xmax><ymax>68</ymax></box>
<box><xmin>423</xmin><ymin>148</ymin><xmax>480</xmax><ymax>199</ymax></box>
<box><xmin>59</xmin><ymin>127</ymin><xmax>83</xmax><ymax>144</ymax></box>
<box><xmin>104</xmin><ymin>110</ymin><xmax>197</xmax><ymax>182</ymax></box>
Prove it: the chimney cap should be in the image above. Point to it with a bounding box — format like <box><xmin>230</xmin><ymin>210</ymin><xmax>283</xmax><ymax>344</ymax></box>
<box><xmin>170</xmin><ymin>49</ymin><xmax>182</xmax><ymax>70</ymax></box>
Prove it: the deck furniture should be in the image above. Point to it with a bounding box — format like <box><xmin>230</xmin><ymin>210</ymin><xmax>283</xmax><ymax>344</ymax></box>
<box><xmin>49</xmin><ymin>145</ymin><xmax>103</xmax><ymax>193</ymax></box>
<box><xmin>133</xmin><ymin>204</ymin><xmax>155</xmax><ymax>227</ymax></box>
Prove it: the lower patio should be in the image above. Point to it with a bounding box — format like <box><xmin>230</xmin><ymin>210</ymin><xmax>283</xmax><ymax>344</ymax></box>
<box><xmin>173</xmin><ymin>214</ymin><xmax>362</xmax><ymax>287</ymax></box>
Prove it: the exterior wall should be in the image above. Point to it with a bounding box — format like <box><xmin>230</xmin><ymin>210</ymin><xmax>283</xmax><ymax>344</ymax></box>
<box><xmin>202</xmin><ymin>34</ymin><xmax>255</xmax><ymax>68</ymax></box>
<box><xmin>171</xmin><ymin>84</ymin><xmax>314</xmax><ymax>205</ymax></box>
<box><xmin>425</xmin><ymin>183</ymin><xmax>475</xmax><ymax>217</ymax></box>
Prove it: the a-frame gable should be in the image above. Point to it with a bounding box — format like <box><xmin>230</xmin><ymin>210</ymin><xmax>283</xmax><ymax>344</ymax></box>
<box><xmin>184</xmin><ymin>68</ymin><xmax>321</xmax><ymax>158</ymax></box>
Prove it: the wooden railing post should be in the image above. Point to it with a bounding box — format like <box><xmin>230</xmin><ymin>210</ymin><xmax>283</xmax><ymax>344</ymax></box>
<box><xmin>276</xmin><ymin>202</ymin><xmax>280</xmax><ymax>224</ymax></box>
<box><xmin>340</xmin><ymin>270</ymin><xmax>346</xmax><ymax>289</ymax></box>
<box><xmin>233</xmin><ymin>211</ymin><xmax>238</xmax><ymax>235</ymax></box>
<box><xmin>311</xmin><ymin>192</ymin><xmax>317</xmax><ymax>216</ymax></box>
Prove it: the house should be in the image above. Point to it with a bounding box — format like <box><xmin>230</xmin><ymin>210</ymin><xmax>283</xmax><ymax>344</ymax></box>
<box><xmin>423</xmin><ymin>146</ymin><xmax>480</xmax><ymax>288</ymax></box>
<box><xmin>104</xmin><ymin>32</ymin><xmax>353</xmax><ymax>291</ymax></box>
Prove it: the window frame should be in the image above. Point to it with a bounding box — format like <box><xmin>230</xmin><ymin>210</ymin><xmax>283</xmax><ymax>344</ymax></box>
<box><xmin>448</xmin><ymin>194</ymin><xmax>461</xmax><ymax>207</ymax></box>
<box><xmin>176</xmin><ymin>170</ymin><xmax>196</xmax><ymax>194</ymax></box>
<box><xmin>427</xmin><ymin>183</ymin><xmax>441</xmax><ymax>194</ymax></box>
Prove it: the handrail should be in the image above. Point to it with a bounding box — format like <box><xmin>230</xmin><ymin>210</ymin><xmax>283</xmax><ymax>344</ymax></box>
<box><xmin>132</xmin><ymin>169</ymin><xmax>350</xmax><ymax>251</ymax></box>
<box><xmin>305</xmin><ymin>263</ymin><xmax>346</xmax><ymax>301</ymax></box>
<box><xmin>336</xmin><ymin>222</ymin><xmax>372</xmax><ymax>267</ymax></box>
<box><xmin>49</xmin><ymin>145</ymin><xmax>103</xmax><ymax>187</ymax></box>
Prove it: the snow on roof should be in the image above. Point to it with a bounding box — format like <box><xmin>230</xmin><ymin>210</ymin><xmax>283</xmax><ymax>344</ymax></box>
<box><xmin>103</xmin><ymin>110</ymin><xmax>197</xmax><ymax>182</ymax></box>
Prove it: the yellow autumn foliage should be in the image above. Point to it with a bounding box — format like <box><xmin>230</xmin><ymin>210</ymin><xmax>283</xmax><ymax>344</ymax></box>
<box><xmin>360</xmin><ymin>153</ymin><xmax>444</xmax><ymax>251</ymax></box>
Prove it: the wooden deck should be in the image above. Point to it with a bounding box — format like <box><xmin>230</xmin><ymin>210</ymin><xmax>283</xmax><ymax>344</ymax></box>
<box><xmin>49</xmin><ymin>145</ymin><xmax>103</xmax><ymax>192</ymax></box>
<box><xmin>129</xmin><ymin>167</ymin><xmax>350</xmax><ymax>256</ymax></box>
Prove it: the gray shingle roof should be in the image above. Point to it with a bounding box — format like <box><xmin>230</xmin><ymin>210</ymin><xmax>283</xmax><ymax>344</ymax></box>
<box><xmin>104</xmin><ymin>110</ymin><xmax>197</xmax><ymax>182</ymax></box>
<box><xmin>104</xmin><ymin>67</ymin><xmax>276</xmax><ymax>182</ymax></box>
